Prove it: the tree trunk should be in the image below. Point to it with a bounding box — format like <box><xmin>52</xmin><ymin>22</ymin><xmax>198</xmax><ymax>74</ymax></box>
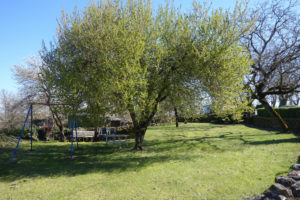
<box><xmin>133</xmin><ymin>126</ymin><xmax>147</xmax><ymax>150</ymax></box>
<box><xmin>174</xmin><ymin>107</ymin><xmax>179</xmax><ymax>128</ymax></box>
<box><xmin>130</xmin><ymin>111</ymin><xmax>156</xmax><ymax>150</ymax></box>
<box><xmin>279</xmin><ymin>94</ymin><xmax>288</xmax><ymax>107</ymax></box>
<box><xmin>129</xmin><ymin>95</ymin><xmax>165</xmax><ymax>150</ymax></box>
<box><xmin>259</xmin><ymin>98</ymin><xmax>289</xmax><ymax>132</ymax></box>
<box><xmin>49</xmin><ymin>105</ymin><xmax>65</xmax><ymax>142</ymax></box>
<box><xmin>292</xmin><ymin>97</ymin><xmax>300</xmax><ymax>106</ymax></box>
<box><xmin>59</xmin><ymin>125</ymin><xmax>65</xmax><ymax>142</ymax></box>
<box><xmin>93</xmin><ymin>127</ymin><xmax>98</xmax><ymax>142</ymax></box>
<box><xmin>270</xmin><ymin>95</ymin><xmax>277</xmax><ymax>107</ymax></box>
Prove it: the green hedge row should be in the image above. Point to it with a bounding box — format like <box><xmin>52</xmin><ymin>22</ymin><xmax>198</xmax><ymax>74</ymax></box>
<box><xmin>253</xmin><ymin>116</ymin><xmax>300</xmax><ymax>131</ymax></box>
<box><xmin>257</xmin><ymin>107</ymin><xmax>300</xmax><ymax>118</ymax></box>
<box><xmin>2</xmin><ymin>126</ymin><xmax>39</xmax><ymax>140</ymax></box>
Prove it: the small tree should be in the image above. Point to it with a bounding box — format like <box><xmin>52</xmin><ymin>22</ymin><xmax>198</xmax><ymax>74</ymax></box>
<box><xmin>13</xmin><ymin>55</ymin><xmax>68</xmax><ymax>141</ymax></box>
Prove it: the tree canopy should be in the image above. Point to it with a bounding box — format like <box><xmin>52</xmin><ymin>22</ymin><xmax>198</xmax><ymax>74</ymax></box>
<box><xmin>40</xmin><ymin>0</ymin><xmax>253</xmax><ymax>149</ymax></box>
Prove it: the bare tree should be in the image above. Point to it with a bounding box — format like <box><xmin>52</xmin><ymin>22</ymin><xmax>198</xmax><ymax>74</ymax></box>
<box><xmin>13</xmin><ymin>56</ymin><xmax>67</xmax><ymax>141</ymax></box>
<box><xmin>13</xmin><ymin>57</ymin><xmax>40</xmax><ymax>102</ymax></box>
<box><xmin>289</xmin><ymin>92</ymin><xmax>300</xmax><ymax>106</ymax></box>
<box><xmin>0</xmin><ymin>89</ymin><xmax>26</xmax><ymax>129</ymax></box>
<box><xmin>278</xmin><ymin>93</ymin><xmax>291</xmax><ymax>107</ymax></box>
<box><xmin>278</xmin><ymin>91</ymin><xmax>300</xmax><ymax>106</ymax></box>
<box><xmin>267</xmin><ymin>95</ymin><xmax>278</xmax><ymax>107</ymax></box>
<box><xmin>245</xmin><ymin>0</ymin><xmax>300</xmax><ymax>131</ymax></box>
<box><xmin>266</xmin><ymin>92</ymin><xmax>300</xmax><ymax>107</ymax></box>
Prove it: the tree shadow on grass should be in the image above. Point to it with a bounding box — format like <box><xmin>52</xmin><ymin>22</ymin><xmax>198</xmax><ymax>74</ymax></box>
<box><xmin>246</xmin><ymin>138</ymin><xmax>300</xmax><ymax>145</ymax></box>
<box><xmin>148</xmin><ymin>123</ymin><xmax>224</xmax><ymax>133</ymax></box>
<box><xmin>1</xmin><ymin>125</ymin><xmax>299</xmax><ymax>183</ymax></box>
<box><xmin>0</xmin><ymin>142</ymin><xmax>201</xmax><ymax>183</ymax></box>
<box><xmin>143</xmin><ymin>131</ymin><xmax>291</xmax><ymax>153</ymax></box>
<box><xmin>149</xmin><ymin>132</ymin><xmax>271</xmax><ymax>143</ymax></box>
<box><xmin>0</xmin><ymin>132</ymin><xmax>240</xmax><ymax>182</ymax></box>
<box><xmin>244</xmin><ymin>124</ymin><xmax>282</xmax><ymax>133</ymax></box>
<box><xmin>244</xmin><ymin>124</ymin><xmax>300</xmax><ymax>136</ymax></box>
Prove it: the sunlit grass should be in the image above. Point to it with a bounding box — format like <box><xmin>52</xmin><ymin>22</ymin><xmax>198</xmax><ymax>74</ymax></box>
<box><xmin>0</xmin><ymin>123</ymin><xmax>299</xmax><ymax>200</ymax></box>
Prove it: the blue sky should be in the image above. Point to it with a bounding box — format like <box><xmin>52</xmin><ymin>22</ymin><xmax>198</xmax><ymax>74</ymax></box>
<box><xmin>0</xmin><ymin>0</ymin><xmax>248</xmax><ymax>94</ymax></box>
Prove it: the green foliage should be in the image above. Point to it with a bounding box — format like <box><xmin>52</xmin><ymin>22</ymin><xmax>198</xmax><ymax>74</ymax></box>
<box><xmin>2</xmin><ymin>125</ymin><xmax>38</xmax><ymax>140</ymax></box>
<box><xmin>0</xmin><ymin>134</ymin><xmax>17</xmax><ymax>148</ymax></box>
<box><xmin>67</xmin><ymin>114</ymin><xmax>108</xmax><ymax>128</ymax></box>
<box><xmin>253</xmin><ymin>116</ymin><xmax>300</xmax><ymax>131</ymax></box>
<box><xmin>39</xmin><ymin>0</ymin><xmax>254</xmax><ymax>135</ymax></box>
<box><xmin>62</xmin><ymin>128</ymin><xmax>72</xmax><ymax>140</ymax></box>
<box><xmin>49</xmin><ymin>126</ymin><xmax>61</xmax><ymax>140</ymax></box>
<box><xmin>257</xmin><ymin>107</ymin><xmax>300</xmax><ymax>118</ymax></box>
<box><xmin>36</xmin><ymin>128</ymin><xmax>54</xmax><ymax>141</ymax></box>
<box><xmin>179</xmin><ymin>113</ymin><xmax>243</xmax><ymax>124</ymax></box>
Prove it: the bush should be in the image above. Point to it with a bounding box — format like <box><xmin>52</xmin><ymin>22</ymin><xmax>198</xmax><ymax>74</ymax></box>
<box><xmin>2</xmin><ymin>125</ymin><xmax>38</xmax><ymax>141</ymax></box>
<box><xmin>51</xmin><ymin>126</ymin><xmax>61</xmax><ymax>140</ymax></box>
<box><xmin>37</xmin><ymin>128</ymin><xmax>47</xmax><ymax>140</ymax></box>
<box><xmin>0</xmin><ymin>134</ymin><xmax>17</xmax><ymax>147</ymax></box>
<box><xmin>117</xmin><ymin>126</ymin><xmax>134</xmax><ymax>138</ymax></box>
<box><xmin>64</xmin><ymin>128</ymin><xmax>72</xmax><ymax>140</ymax></box>
<box><xmin>179</xmin><ymin>113</ymin><xmax>240</xmax><ymax>124</ymax></box>
<box><xmin>253</xmin><ymin>116</ymin><xmax>300</xmax><ymax>131</ymax></box>
<box><xmin>257</xmin><ymin>107</ymin><xmax>300</xmax><ymax>118</ymax></box>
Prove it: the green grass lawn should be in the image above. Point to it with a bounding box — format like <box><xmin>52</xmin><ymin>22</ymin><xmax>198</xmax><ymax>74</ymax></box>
<box><xmin>0</xmin><ymin>123</ymin><xmax>299</xmax><ymax>200</ymax></box>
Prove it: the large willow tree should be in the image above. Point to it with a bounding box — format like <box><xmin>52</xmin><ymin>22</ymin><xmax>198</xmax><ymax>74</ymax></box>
<box><xmin>40</xmin><ymin>0</ymin><xmax>252</xmax><ymax>150</ymax></box>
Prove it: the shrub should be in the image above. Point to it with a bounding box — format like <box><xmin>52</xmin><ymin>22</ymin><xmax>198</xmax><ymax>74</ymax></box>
<box><xmin>51</xmin><ymin>126</ymin><xmax>61</xmax><ymax>140</ymax></box>
<box><xmin>117</xmin><ymin>127</ymin><xmax>134</xmax><ymax>138</ymax></box>
<box><xmin>2</xmin><ymin>125</ymin><xmax>38</xmax><ymax>140</ymax></box>
<box><xmin>64</xmin><ymin>128</ymin><xmax>72</xmax><ymax>140</ymax></box>
<box><xmin>257</xmin><ymin>107</ymin><xmax>300</xmax><ymax>118</ymax></box>
<box><xmin>253</xmin><ymin>116</ymin><xmax>300</xmax><ymax>131</ymax></box>
<box><xmin>37</xmin><ymin>128</ymin><xmax>47</xmax><ymax>140</ymax></box>
<box><xmin>0</xmin><ymin>134</ymin><xmax>17</xmax><ymax>147</ymax></box>
<box><xmin>179</xmin><ymin>113</ymin><xmax>240</xmax><ymax>124</ymax></box>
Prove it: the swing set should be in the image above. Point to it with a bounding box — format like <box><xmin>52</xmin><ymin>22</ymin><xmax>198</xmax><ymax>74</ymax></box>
<box><xmin>12</xmin><ymin>102</ymin><xmax>79</xmax><ymax>159</ymax></box>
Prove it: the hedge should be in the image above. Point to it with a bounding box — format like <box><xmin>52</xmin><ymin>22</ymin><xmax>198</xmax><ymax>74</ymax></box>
<box><xmin>257</xmin><ymin>107</ymin><xmax>300</xmax><ymax>118</ymax></box>
<box><xmin>253</xmin><ymin>116</ymin><xmax>300</xmax><ymax>131</ymax></box>
<box><xmin>2</xmin><ymin>126</ymin><xmax>39</xmax><ymax>140</ymax></box>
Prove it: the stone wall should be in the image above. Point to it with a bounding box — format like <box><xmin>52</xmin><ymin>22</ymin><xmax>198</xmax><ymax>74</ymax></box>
<box><xmin>246</xmin><ymin>164</ymin><xmax>300</xmax><ymax>200</ymax></box>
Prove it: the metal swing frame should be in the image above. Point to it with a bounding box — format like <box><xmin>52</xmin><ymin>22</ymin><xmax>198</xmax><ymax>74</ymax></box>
<box><xmin>12</xmin><ymin>102</ymin><xmax>79</xmax><ymax>159</ymax></box>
